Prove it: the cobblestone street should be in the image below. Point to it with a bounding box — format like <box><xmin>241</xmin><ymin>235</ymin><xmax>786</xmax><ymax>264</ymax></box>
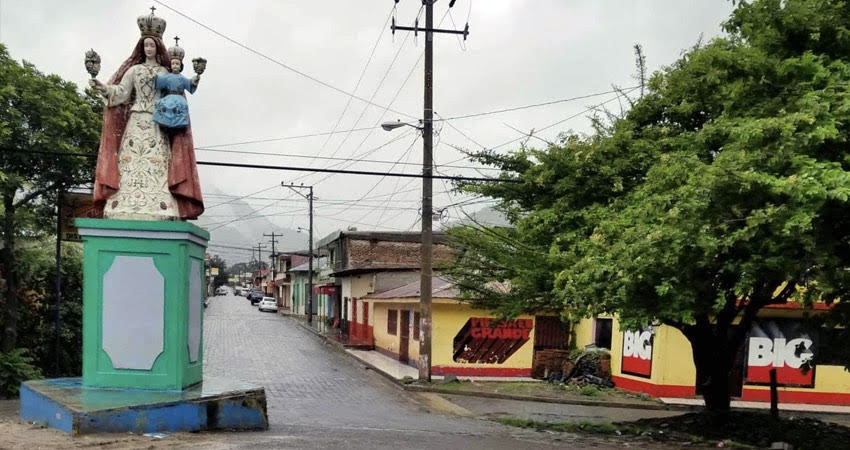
<box><xmin>201</xmin><ymin>294</ymin><xmax>669</xmax><ymax>449</ymax></box>
<box><xmin>0</xmin><ymin>293</ymin><xmax>687</xmax><ymax>449</ymax></box>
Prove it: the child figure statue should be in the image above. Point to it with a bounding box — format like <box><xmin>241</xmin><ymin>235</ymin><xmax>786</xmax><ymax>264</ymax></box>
<box><xmin>153</xmin><ymin>38</ymin><xmax>198</xmax><ymax>129</ymax></box>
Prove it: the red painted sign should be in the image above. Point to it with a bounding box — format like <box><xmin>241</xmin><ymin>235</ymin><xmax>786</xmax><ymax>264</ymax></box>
<box><xmin>452</xmin><ymin>317</ymin><xmax>533</xmax><ymax>364</ymax></box>
<box><xmin>621</xmin><ymin>328</ymin><xmax>653</xmax><ymax>378</ymax></box>
<box><xmin>746</xmin><ymin>321</ymin><xmax>815</xmax><ymax>387</ymax></box>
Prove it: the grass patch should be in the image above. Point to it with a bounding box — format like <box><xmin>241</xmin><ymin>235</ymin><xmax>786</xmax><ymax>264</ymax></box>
<box><xmin>497</xmin><ymin>411</ymin><xmax>850</xmax><ymax>449</ymax></box>
<box><xmin>428</xmin><ymin>380</ymin><xmax>661</xmax><ymax>404</ymax></box>
<box><xmin>497</xmin><ymin>417</ymin><xmax>642</xmax><ymax>436</ymax></box>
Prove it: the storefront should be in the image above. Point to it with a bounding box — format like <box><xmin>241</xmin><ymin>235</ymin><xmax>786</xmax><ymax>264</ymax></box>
<box><xmin>366</xmin><ymin>277</ymin><xmax>538</xmax><ymax>376</ymax></box>
<box><xmin>573</xmin><ymin>306</ymin><xmax>850</xmax><ymax>405</ymax></box>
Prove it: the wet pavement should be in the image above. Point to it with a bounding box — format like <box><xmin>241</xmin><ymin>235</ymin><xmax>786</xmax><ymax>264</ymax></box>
<box><xmin>201</xmin><ymin>293</ymin><xmax>685</xmax><ymax>448</ymax></box>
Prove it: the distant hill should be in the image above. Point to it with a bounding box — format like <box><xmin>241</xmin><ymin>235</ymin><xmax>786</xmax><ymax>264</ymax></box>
<box><xmin>193</xmin><ymin>186</ymin><xmax>308</xmax><ymax>265</ymax></box>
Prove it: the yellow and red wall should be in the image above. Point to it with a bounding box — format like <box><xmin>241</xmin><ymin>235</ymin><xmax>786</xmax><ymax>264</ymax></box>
<box><xmin>574</xmin><ymin>309</ymin><xmax>850</xmax><ymax>405</ymax></box>
<box><xmin>371</xmin><ymin>300</ymin><xmax>536</xmax><ymax>376</ymax></box>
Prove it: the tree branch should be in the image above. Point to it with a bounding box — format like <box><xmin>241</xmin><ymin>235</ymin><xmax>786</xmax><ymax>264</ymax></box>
<box><xmin>13</xmin><ymin>181</ymin><xmax>59</xmax><ymax>209</ymax></box>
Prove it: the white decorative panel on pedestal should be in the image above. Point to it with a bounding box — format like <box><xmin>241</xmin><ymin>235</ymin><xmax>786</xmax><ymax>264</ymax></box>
<box><xmin>102</xmin><ymin>256</ymin><xmax>164</xmax><ymax>370</ymax></box>
<box><xmin>188</xmin><ymin>259</ymin><xmax>202</xmax><ymax>363</ymax></box>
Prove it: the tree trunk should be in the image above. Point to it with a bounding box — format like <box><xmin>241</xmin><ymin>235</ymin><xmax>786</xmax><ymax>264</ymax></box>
<box><xmin>0</xmin><ymin>193</ymin><xmax>18</xmax><ymax>353</ymax></box>
<box><xmin>687</xmin><ymin>323</ymin><xmax>736</xmax><ymax>415</ymax></box>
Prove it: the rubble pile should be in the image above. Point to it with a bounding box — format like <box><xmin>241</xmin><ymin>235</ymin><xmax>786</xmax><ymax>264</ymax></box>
<box><xmin>545</xmin><ymin>350</ymin><xmax>614</xmax><ymax>388</ymax></box>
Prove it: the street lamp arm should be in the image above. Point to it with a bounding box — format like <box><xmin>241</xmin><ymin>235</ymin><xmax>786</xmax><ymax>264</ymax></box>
<box><xmin>380</xmin><ymin>120</ymin><xmax>423</xmax><ymax>131</ymax></box>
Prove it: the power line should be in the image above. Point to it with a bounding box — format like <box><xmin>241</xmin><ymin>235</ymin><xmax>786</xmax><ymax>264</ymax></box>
<box><xmin>204</xmin><ymin>187</ymin><xmax>422</xmax><ymax>203</ymax></box>
<box><xmin>488</xmin><ymin>87</ymin><xmax>640</xmax><ymax>152</ymax></box>
<box><xmin>197</xmin><ymin>159</ymin><xmax>517</xmax><ymax>182</ymax></box>
<box><xmin>205</xmin><ymin>184</ymin><xmax>281</xmax><ymax>210</ymax></box>
<box><xmin>197</xmin><ymin>126</ymin><xmax>378</xmax><ymax>149</ymax></box>
<box><xmin>306</xmin><ymin>8</ymin><xmax>452</xmax><ymax>190</ymax></box>
<box><xmin>193</xmin><ymin>86</ymin><xmax>633</xmax><ymax>151</ymax></box>
<box><xmin>152</xmin><ymin>0</ymin><xmax>417</xmax><ymax>120</ymax></box>
<box><xmin>322</xmin><ymin>7</ymin><xmax>417</xmax><ymax>163</ymax></box>
<box><xmin>194</xmin><ymin>146</ymin><xmax>500</xmax><ymax>171</ymax></box>
<box><xmin>326</xmin><ymin>134</ymin><xmax>419</xmax><ymax>219</ymax></box>
<box><xmin>314</xmin><ymin>7</ymin><xmax>394</xmax><ymax>161</ymax></box>
<box><xmin>434</xmin><ymin>87</ymin><xmax>639</xmax><ymax>122</ymax></box>
<box><xmin>14</xmin><ymin>150</ymin><xmax>517</xmax><ymax>183</ymax></box>
<box><xmin>265</xmin><ymin>127</ymin><xmax>416</xmax><ymax>187</ymax></box>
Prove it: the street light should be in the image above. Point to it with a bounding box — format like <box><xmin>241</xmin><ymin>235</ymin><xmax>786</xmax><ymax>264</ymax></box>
<box><xmin>382</xmin><ymin>113</ymin><xmax>433</xmax><ymax>382</ymax></box>
<box><xmin>380</xmin><ymin>120</ymin><xmax>423</xmax><ymax>132</ymax></box>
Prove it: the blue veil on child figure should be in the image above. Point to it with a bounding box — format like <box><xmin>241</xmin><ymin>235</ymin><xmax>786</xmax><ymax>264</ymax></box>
<box><xmin>154</xmin><ymin>37</ymin><xmax>198</xmax><ymax>129</ymax></box>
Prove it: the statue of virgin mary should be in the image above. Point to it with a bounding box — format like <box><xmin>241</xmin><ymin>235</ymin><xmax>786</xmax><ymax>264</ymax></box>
<box><xmin>90</xmin><ymin>10</ymin><xmax>204</xmax><ymax>220</ymax></box>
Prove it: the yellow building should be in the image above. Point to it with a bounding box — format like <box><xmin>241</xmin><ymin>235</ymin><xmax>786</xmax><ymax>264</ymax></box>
<box><xmin>365</xmin><ymin>277</ymin><xmax>556</xmax><ymax>376</ymax></box>
<box><xmin>574</xmin><ymin>305</ymin><xmax>850</xmax><ymax>405</ymax></box>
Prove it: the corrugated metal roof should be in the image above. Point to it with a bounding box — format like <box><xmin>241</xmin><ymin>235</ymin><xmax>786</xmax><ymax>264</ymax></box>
<box><xmin>365</xmin><ymin>276</ymin><xmax>458</xmax><ymax>299</ymax></box>
<box><xmin>289</xmin><ymin>258</ymin><xmax>327</xmax><ymax>272</ymax></box>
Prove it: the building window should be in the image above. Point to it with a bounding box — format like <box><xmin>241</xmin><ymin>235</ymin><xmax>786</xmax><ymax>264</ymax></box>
<box><xmin>594</xmin><ymin>318</ymin><xmax>613</xmax><ymax>349</ymax></box>
<box><xmin>388</xmin><ymin>309</ymin><xmax>398</xmax><ymax>336</ymax></box>
<box><xmin>413</xmin><ymin>311</ymin><xmax>420</xmax><ymax>341</ymax></box>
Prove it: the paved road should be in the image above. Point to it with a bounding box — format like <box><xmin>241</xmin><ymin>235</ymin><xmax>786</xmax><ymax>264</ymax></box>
<box><xmin>201</xmin><ymin>293</ymin><xmax>681</xmax><ymax>449</ymax></box>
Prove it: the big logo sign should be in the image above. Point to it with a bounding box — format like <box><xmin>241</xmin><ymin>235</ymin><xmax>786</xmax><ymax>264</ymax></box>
<box><xmin>746</xmin><ymin>321</ymin><xmax>815</xmax><ymax>386</ymax></box>
<box><xmin>621</xmin><ymin>328</ymin><xmax>653</xmax><ymax>377</ymax></box>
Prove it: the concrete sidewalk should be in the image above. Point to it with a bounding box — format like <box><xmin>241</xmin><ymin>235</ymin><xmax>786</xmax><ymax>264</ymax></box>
<box><xmin>346</xmin><ymin>349</ymin><xmax>540</xmax><ymax>382</ymax></box>
<box><xmin>286</xmin><ymin>314</ymin><xmax>850</xmax><ymax>418</ymax></box>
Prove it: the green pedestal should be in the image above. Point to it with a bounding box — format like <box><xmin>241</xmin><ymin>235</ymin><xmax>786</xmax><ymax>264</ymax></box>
<box><xmin>76</xmin><ymin>219</ymin><xmax>209</xmax><ymax>390</ymax></box>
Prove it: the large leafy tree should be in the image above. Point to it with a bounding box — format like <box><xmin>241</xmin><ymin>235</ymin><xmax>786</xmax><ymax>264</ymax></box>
<box><xmin>448</xmin><ymin>0</ymin><xmax>850</xmax><ymax>411</ymax></box>
<box><xmin>0</xmin><ymin>44</ymin><xmax>101</xmax><ymax>352</ymax></box>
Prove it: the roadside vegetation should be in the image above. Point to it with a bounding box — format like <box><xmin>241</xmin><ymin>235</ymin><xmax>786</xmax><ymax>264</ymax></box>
<box><xmin>446</xmin><ymin>0</ymin><xmax>850</xmax><ymax>413</ymax></box>
<box><xmin>498</xmin><ymin>412</ymin><xmax>850</xmax><ymax>450</ymax></box>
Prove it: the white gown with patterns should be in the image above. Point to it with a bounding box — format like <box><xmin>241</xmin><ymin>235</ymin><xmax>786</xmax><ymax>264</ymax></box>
<box><xmin>104</xmin><ymin>63</ymin><xmax>179</xmax><ymax>220</ymax></box>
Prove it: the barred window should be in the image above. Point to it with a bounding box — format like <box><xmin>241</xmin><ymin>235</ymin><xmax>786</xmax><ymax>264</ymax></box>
<box><xmin>388</xmin><ymin>309</ymin><xmax>398</xmax><ymax>336</ymax></box>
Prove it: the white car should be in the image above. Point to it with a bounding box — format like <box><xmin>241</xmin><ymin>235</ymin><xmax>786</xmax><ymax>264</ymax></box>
<box><xmin>258</xmin><ymin>297</ymin><xmax>278</xmax><ymax>313</ymax></box>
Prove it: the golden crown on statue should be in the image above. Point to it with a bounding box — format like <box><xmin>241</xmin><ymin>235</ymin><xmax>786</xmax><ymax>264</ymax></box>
<box><xmin>137</xmin><ymin>7</ymin><xmax>166</xmax><ymax>38</ymax></box>
<box><xmin>168</xmin><ymin>43</ymin><xmax>185</xmax><ymax>62</ymax></box>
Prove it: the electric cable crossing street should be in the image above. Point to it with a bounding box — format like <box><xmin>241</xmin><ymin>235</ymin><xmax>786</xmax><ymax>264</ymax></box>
<box><xmin>282</xmin><ymin>183</ymin><xmax>314</xmax><ymax>324</ymax></box>
<box><xmin>386</xmin><ymin>0</ymin><xmax>469</xmax><ymax>382</ymax></box>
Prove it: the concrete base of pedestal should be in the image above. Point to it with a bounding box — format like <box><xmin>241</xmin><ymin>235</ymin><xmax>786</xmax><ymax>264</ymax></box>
<box><xmin>20</xmin><ymin>377</ymin><xmax>268</xmax><ymax>435</ymax></box>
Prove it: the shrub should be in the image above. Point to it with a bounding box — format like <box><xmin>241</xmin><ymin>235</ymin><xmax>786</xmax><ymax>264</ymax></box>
<box><xmin>0</xmin><ymin>348</ymin><xmax>42</xmax><ymax>398</ymax></box>
<box><xmin>579</xmin><ymin>385</ymin><xmax>601</xmax><ymax>396</ymax></box>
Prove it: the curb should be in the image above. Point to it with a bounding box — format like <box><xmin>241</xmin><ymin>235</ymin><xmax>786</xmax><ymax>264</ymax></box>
<box><xmin>282</xmin><ymin>315</ymin><xmax>694</xmax><ymax>413</ymax></box>
<box><xmin>402</xmin><ymin>384</ymin><xmax>691</xmax><ymax>411</ymax></box>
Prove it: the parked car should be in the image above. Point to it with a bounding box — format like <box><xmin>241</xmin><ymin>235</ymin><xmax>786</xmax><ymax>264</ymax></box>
<box><xmin>258</xmin><ymin>297</ymin><xmax>278</xmax><ymax>313</ymax></box>
<box><xmin>215</xmin><ymin>286</ymin><xmax>227</xmax><ymax>296</ymax></box>
<box><xmin>234</xmin><ymin>288</ymin><xmax>244</xmax><ymax>296</ymax></box>
<box><xmin>248</xmin><ymin>290</ymin><xmax>264</xmax><ymax>305</ymax></box>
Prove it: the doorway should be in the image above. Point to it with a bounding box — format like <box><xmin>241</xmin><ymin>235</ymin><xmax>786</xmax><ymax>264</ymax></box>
<box><xmin>399</xmin><ymin>309</ymin><xmax>410</xmax><ymax>363</ymax></box>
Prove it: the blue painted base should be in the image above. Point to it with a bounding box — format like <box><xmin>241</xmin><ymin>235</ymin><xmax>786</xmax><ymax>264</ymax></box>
<box><xmin>20</xmin><ymin>377</ymin><xmax>267</xmax><ymax>435</ymax></box>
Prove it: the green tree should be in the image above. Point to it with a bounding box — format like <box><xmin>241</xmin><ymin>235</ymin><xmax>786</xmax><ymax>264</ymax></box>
<box><xmin>0</xmin><ymin>44</ymin><xmax>101</xmax><ymax>352</ymax></box>
<box><xmin>449</xmin><ymin>0</ymin><xmax>850</xmax><ymax>412</ymax></box>
<box><xmin>14</xmin><ymin>238</ymin><xmax>84</xmax><ymax>376</ymax></box>
<box><xmin>206</xmin><ymin>254</ymin><xmax>228</xmax><ymax>289</ymax></box>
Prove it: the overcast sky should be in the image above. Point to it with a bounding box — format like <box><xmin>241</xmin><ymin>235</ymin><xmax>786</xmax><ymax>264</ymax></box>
<box><xmin>1</xmin><ymin>0</ymin><xmax>735</xmax><ymax>264</ymax></box>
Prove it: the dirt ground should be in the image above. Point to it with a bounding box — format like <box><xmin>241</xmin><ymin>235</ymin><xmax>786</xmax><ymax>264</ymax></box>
<box><xmin>0</xmin><ymin>399</ymin><xmax>232</xmax><ymax>450</ymax></box>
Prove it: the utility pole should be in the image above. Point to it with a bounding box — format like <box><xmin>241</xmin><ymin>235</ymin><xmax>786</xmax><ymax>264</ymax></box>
<box><xmin>264</xmin><ymin>232</ymin><xmax>282</xmax><ymax>299</ymax></box>
<box><xmin>282</xmin><ymin>183</ymin><xmax>314</xmax><ymax>324</ymax></box>
<box><xmin>254</xmin><ymin>243</ymin><xmax>267</xmax><ymax>289</ymax></box>
<box><xmin>391</xmin><ymin>0</ymin><xmax>469</xmax><ymax>382</ymax></box>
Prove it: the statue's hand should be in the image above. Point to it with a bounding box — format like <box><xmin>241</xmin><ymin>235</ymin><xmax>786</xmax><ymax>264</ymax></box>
<box><xmin>191</xmin><ymin>75</ymin><xmax>200</xmax><ymax>85</ymax></box>
<box><xmin>90</xmin><ymin>79</ymin><xmax>107</xmax><ymax>95</ymax></box>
